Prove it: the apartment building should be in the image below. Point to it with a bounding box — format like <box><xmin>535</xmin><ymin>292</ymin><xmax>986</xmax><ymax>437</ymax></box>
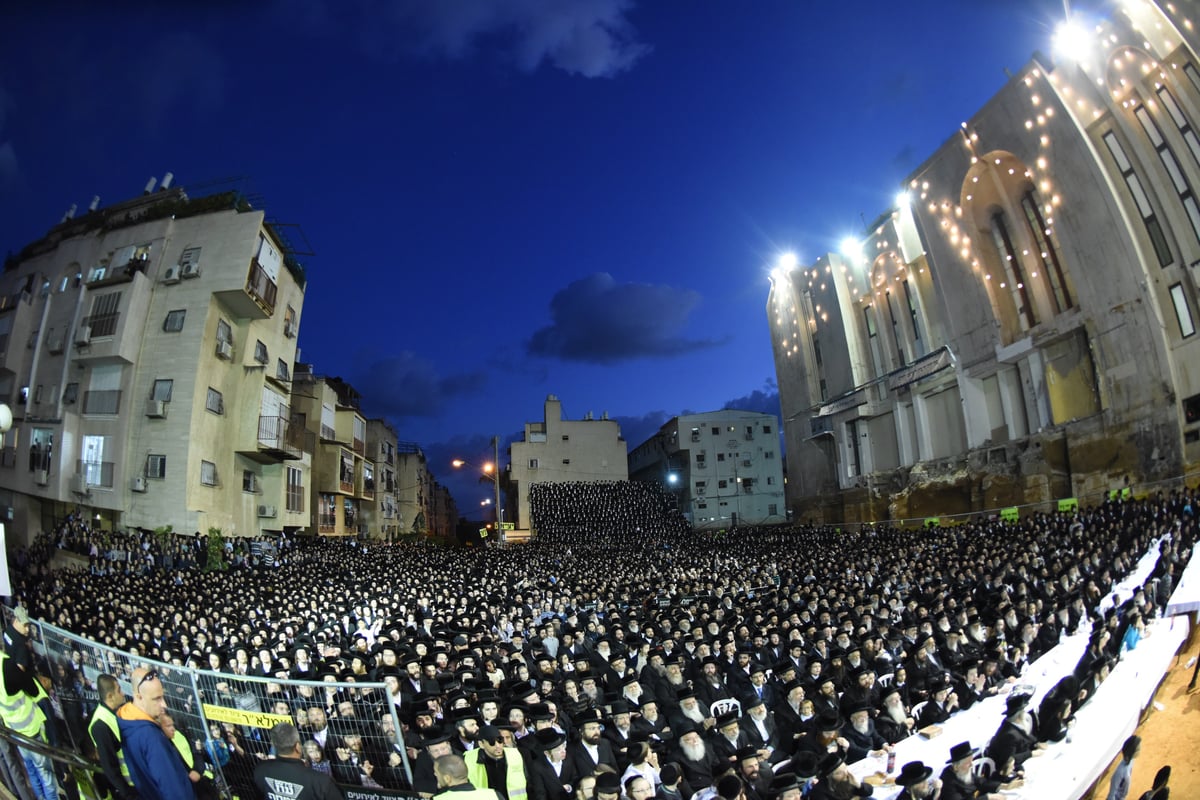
<box><xmin>628</xmin><ymin>410</ymin><xmax>786</xmax><ymax>529</ymax></box>
<box><xmin>0</xmin><ymin>182</ymin><xmax>310</xmax><ymax>543</ymax></box>
<box><xmin>507</xmin><ymin>394</ymin><xmax>628</xmax><ymax>535</ymax></box>
<box><xmin>770</xmin><ymin>0</ymin><xmax>1200</xmax><ymax>522</ymax></box>
<box><xmin>365</xmin><ymin>418</ymin><xmax>400</xmax><ymax>539</ymax></box>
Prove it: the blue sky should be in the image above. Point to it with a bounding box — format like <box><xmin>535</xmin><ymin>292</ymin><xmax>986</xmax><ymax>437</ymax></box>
<box><xmin>0</xmin><ymin>0</ymin><xmax>1099</xmax><ymax>516</ymax></box>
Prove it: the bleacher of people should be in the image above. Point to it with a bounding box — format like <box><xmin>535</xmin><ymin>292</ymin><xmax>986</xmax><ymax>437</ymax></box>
<box><xmin>2</xmin><ymin>482</ymin><xmax>1195</xmax><ymax>800</ymax></box>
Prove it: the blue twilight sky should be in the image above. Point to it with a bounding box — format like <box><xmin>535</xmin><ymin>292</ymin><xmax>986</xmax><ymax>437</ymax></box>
<box><xmin>0</xmin><ymin>1</ymin><xmax>1101</xmax><ymax>516</ymax></box>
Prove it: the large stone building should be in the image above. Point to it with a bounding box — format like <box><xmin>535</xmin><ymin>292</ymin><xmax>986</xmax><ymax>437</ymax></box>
<box><xmin>0</xmin><ymin>183</ymin><xmax>310</xmax><ymax>542</ymax></box>
<box><xmin>508</xmin><ymin>395</ymin><xmax>628</xmax><ymax>535</ymax></box>
<box><xmin>628</xmin><ymin>410</ymin><xmax>786</xmax><ymax>529</ymax></box>
<box><xmin>770</xmin><ymin>0</ymin><xmax>1200</xmax><ymax>524</ymax></box>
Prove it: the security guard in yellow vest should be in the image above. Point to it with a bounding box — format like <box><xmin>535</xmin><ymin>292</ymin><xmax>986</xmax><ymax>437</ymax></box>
<box><xmin>162</xmin><ymin>711</ymin><xmax>218</xmax><ymax>800</ymax></box>
<box><xmin>463</xmin><ymin>726</ymin><xmax>528</xmax><ymax>800</ymax></box>
<box><xmin>433</xmin><ymin>752</ymin><xmax>501</xmax><ymax>800</ymax></box>
<box><xmin>1</xmin><ymin>606</ymin><xmax>58</xmax><ymax>800</ymax></box>
<box><xmin>88</xmin><ymin>673</ymin><xmax>138</xmax><ymax>800</ymax></box>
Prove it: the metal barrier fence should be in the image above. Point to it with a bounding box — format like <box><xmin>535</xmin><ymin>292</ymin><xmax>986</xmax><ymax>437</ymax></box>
<box><xmin>4</xmin><ymin>608</ymin><xmax>414</xmax><ymax>800</ymax></box>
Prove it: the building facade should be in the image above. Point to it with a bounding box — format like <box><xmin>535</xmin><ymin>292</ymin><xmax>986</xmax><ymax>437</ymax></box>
<box><xmin>508</xmin><ymin>395</ymin><xmax>628</xmax><ymax>535</ymax></box>
<box><xmin>0</xmin><ymin>185</ymin><xmax>311</xmax><ymax>543</ymax></box>
<box><xmin>770</xmin><ymin>0</ymin><xmax>1200</xmax><ymax>523</ymax></box>
<box><xmin>628</xmin><ymin>410</ymin><xmax>786</xmax><ymax>529</ymax></box>
<box><xmin>365</xmin><ymin>419</ymin><xmax>400</xmax><ymax>539</ymax></box>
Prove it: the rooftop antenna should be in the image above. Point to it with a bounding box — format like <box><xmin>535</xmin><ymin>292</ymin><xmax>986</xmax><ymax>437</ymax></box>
<box><xmin>160</xmin><ymin>172</ymin><xmax>174</xmax><ymax>190</ymax></box>
<box><xmin>143</xmin><ymin>177</ymin><xmax>157</xmax><ymax>195</ymax></box>
<box><xmin>87</xmin><ymin>196</ymin><xmax>101</xmax><ymax>212</ymax></box>
<box><xmin>61</xmin><ymin>204</ymin><xmax>77</xmax><ymax>223</ymax></box>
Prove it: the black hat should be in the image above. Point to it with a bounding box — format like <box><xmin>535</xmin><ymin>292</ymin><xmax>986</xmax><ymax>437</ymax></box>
<box><xmin>574</xmin><ymin>708</ymin><xmax>603</xmax><ymax>726</ymax></box>
<box><xmin>533</xmin><ymin>728</ymin><xmax>566</xmax><ymax>751</ymax></box>
<box><xmin>789</xmin><ymin>751</ymin><xmax>820</xmax><ymax>780</ymax></box>
<box><xmin>947</xmin><ymin>741</ymin><xmax>973</xmax><ymax>764</ymax></box>
<box><xmin>595</xmin><ymin>773</ymin><xmax>622</xmax><ymax>795</ymax></box>
<box><xmin>895</xmin><ymin>761</ymin><xmax>933</xmax><ymax>787</ymax></box>
<box><xmin>817</xmin><ymin>711</ymin><xmax>841</xmax><ymax>732</ymax></box>
<box><xmin>1005</xmin><ymin>692</ymin><xmax>1032</xmax><ymax>717</ymax></box>
<box><xmin>715</xmin><ymin>711</ymin><xmax>740</xmax><ymax>729</ymax></box>
<box><xmin>816</xmin><ymin>752</ymin><xmax>844</xmax><ymax>778</ymax></box>
<box><xmin>715</xmin><ymin>775</ymin><xmax>743</xmax><ymax>800</ymax></box>
<box><xmin>421</xmin><ymin>726</ymin><xmax>454</xmax><ymax>746</ymax></box>
<box><xmin>766</xmin><ymin>772</ymin><xmax>800</xmax><ymax>800</ymax></box>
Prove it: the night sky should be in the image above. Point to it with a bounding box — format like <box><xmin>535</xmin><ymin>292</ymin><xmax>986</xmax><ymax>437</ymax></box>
<box><xmin>0</xmin><ymin>1</ymin><xmax>1098</xmax><ymax>516</ymax></box>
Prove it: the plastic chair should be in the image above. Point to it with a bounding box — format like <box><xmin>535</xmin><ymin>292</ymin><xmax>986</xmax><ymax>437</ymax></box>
<box><xmin>710</xmin><ymin>698</ymin><xmax>742</xmax><ymax>719</ymax></box>
<box><xmin>876</xmin><ymin>673</ymin><xmax>895</xmax><ymax>688</ymax></box>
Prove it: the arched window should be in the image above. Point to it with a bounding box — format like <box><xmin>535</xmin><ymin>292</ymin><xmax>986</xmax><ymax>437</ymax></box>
<box><xmin>1019</xmin><ymin>191</ymin><xmax>1072</xmax><ymax>312</ymax></box>
<box><xmin>988</xmin><ymin>210</ymin><xmax>1036</xmax><ymax>331</ymax></box>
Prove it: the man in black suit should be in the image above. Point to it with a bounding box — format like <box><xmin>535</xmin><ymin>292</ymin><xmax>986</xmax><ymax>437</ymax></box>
<box><xmin>528</xmin><ymin>729</ymin><xmax>580</xmax><ymax>800</ymax></box>
<box><xmin>739</xmin><ymin>697</ymin><xmax>781</xmax><ymax>763</ymax></box>
<box><xmin>568</xmin><ymin>708</ymin><xmax>617</xmax><ymax>777</ymax></box>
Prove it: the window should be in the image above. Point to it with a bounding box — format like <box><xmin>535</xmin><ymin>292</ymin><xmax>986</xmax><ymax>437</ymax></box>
<box><xmin>252</xmin><ymin>340</ymin><xmax>267</xmax><ymax>365</ymax></box>
<box><xmin>1170</xmin><ymin>283</ymin><xmax>1196</xmax><ymax>338</ymax></box>
<box><xmin>152</xmin><ymin>379</ymin><xmax>173</xmax><ymax>402</ymax></box>
<box><xmin>205</xmin><ymin>387</ymin><xmax>224</xmax><ymax>414</ymax></box>
<box><xmin>33</xmin><ymin>385</ymin><xmax>43</xmax><ymax>403</ymax></box>
<box><xmin>695</xmin><ymin>480</ymin><xmax>706</xmax><ymax>489</ymax></box>
<box><xmin>287</xmin><ymin>466</ymin><xmax>304</xmax><ymax>512</ymax></box>
<box><xmin>711</xmin><ymin>426</ymin><xmax>720</xmax><ymax>435</ymax></box>
<box><xmin>767</xmin><ymin>476</ymin><xmax>776</xmax><ymax>485</ymax></box>
<box><xmin>147</xmin><ymin>455</ymin><xmax>166</xmax><ymax>479</ymax></box>
<box><xmin>719</xmin><ymin>479</ymin><xmax>728</xmax><ymax>489</ymax></box>
<box><xmin>764</xmin><ymin>451</ymin><xmax>775</xmax><ymax>459</ymax></box>
<box><xmin>902</xmin><ymin>280</ymin><xmax>922</xmax><ymax>343</ymax></box>
<box><xmin>163</xmin><ymin>309</ymin><xmax>186</xmax><ymax>332</ymax></box>
<box><xmin>562</xmin><ymin>458</ymin><xmax>571</xmax><ymax>465</ymax></box>
<box><xmin>717</xmin><ymin>453</ymin><xmax>725</xmax><ymax>461</ymax></box>
<box><xmin>690</xmin><ymin>427</ymin><xmax>700</xmax><ymax>442</ymax></box>
<box><xmin>768</xmin><ymin>504</ymin><xmax>778</xmax><ymax>516</ymax></box>
<box><xmin>529</xmin><ymin>458</ymin><xmax>539</xmax><ymax>469</ymax></box>
<box><xmin>62</xmin><ymin>383</ymin><xmax>78</xmax><ymax>404</ymax></box>
<box><xmin>1133</xmin><ymin>102</ymin><xmax>1200</xmax><ymax>243</ymax></box>
<box><xmin>847</xmin><ymin>419</ymin><xmax>862</xmax><ymax>477</ymax></box>
<box><xmin>763</xmin><ymin>425</ymin><xmax>772</xmax><ymax>434</ymax></box>
<box><xmin>276</xmin><ymin>359</ymin><xmax>290</xmax><ymax>382</ymax></box>
<box><xmin>1185</xmin><ymin>393</ymin><xmax>1200</xmax><ymax>425</ymax></box>
<box><xmin>562</xmin><ymin>434</ymin><xmax>569</xmax><ymax>441</ymax></box>
<box><xmin>695</xmin><ymin>453</ymin><xmax>706</xmax><ymax>466</ymax></box>
<box><xmin>216</xmin><ymin>318</ymin><xmax>233</xmax><ymax>344</ymax></box>
<box><xmin>697</xmin><ymin>502</ymin><xmax>708</xmax><ymax>509</ymax></box>
<box><xmin>284</xmin><ymin>305</ymin><xmax>297</xmax><ymax>337</ymax></box>
<box><xmin>1104</xmin><ymin>130</ymin><xmax>1173</xmax><ymax>267</ymax></box>
<box><xmin>1020</xmin><ymin>192</ymin><xmax>1073</xmax><ymax>313</ymax></box>
<box><xmin>89</xmin><ymin>292</ymin><xmax>121</xmax><ymax>337</ymax></box>
<box><xmin>988</xmin><ymin>212</ymin><xmax>1036</xmax><ymax>331</ymax></box>
<box><xmin>885</xmin><ymin>290</ymin><xmax>906</xmax><ymax>365</ymax></box>
<box><xmin>243</xmin><ymin>470</ymin><xmax>258</xmax><ymax>492</ymax></box>
<box><xmin>200</xmin><ymin>460</ymin><xmax>218</xmax><ymax>486</ymax></box>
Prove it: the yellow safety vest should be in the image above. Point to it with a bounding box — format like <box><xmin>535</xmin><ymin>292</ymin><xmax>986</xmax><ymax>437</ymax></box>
<box><xmin>88</xmin><ymin>703</ymin><xmax>132</xmax><ymax>782</ymax></box>
<box><xmin>434</xmin><ymin>788</ymin><xmax>501</xmax><ymax>800</ymax></box>
<box><xmin>0</xmin><ymin>653</ymin><xmax>46</xmax><ymax>738</ymax></box>
<box><xmin>464</xmin><ymin>748</ymin><xmax>528</xmax><ymax>800</ymax></box>
<box><xmin>170</xmin><ymin>729</ymin><xmax>213</xmax><ymax>779</ymax></box>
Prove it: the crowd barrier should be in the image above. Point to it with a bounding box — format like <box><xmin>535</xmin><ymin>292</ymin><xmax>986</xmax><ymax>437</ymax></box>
<box><xmin>1</xmin><ymin>607</ymin><xmax>415</xmax><ymax>800</ymax></box>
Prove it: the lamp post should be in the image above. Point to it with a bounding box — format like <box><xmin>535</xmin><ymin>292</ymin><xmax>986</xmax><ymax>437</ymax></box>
<box><xmin>452</xmin><ymin>435</ymin><xmax>503</xmax><ymax>543</ymax></box>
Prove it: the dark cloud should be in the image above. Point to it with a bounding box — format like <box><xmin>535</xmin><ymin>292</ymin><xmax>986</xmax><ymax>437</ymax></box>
<box><xmin>376</xmin><ymin>0</ymin><xmax>649</xmax><ymax>77</ymax></box>
<box><xmin>351</xmin><ymin>351</ymin><xmax>486</xmax><ymax>418</ymax></box>
<box><xmin>611</xmin><ymin>409</ymin><xmax>674</xmax><ymax>451</ymax></box>
<box><xmin>527</xmin><ymin>273</ymin><xmax>725</xmax><ymax>364</ymax></box>
<box><xmin>723</xmin><ymin>379</ymin><xmax>781</xmax><ymax>418</ymax></box>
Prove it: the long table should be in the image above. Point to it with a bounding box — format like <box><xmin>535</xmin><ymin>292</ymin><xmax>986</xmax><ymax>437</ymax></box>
<box><xmin>1165</xmin><ymin>546</ymin><xmax>1200</xmax><ymax>617</ymax></box>
<box><xmin>848</xmin><ymin>537</ymin><xmax>1188</xmax><ymax>799</ymax></box>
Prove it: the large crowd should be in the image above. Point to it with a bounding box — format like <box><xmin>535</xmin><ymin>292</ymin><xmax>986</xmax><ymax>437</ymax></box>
<box><xmin>3</xmin><ymin>483</ymin><xmax>1196</xmax><ymax>800</ymax></box>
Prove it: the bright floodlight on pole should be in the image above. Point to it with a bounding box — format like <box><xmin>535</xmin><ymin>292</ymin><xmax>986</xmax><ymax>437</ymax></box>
<box><xmin>839</xmin><ymin>237</ymin><xmax>863</xmax><ymax>263</ymax></box>
<box><xmin>894</xmin><ymin>191</ymin><xmax>911</xmax><ymax>210</ymax></box>
<box><xmin>777</xmin><ymin>252</ymin><xmax>798</xmax><ymax>270</ymax></box>
<box><xmin>1053</xmin><ymin>18</ymin><xmax>1091</xmax><ymax>62</ymax></box>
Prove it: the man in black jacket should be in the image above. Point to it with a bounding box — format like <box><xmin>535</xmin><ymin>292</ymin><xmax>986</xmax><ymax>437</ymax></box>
<box><xmin>254</xmin><ymin>722</ymin><xmax>344</xmax><ymax>800</ymax></box>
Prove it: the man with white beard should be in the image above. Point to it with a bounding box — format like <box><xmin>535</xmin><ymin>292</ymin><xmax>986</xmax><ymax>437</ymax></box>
<box><xmin>669</xmin><ymin>689</ymin><xmax>713</xmax><ymax>736</ymax></box>
<box><xmin>938</xmin><ymin>741</ymin><xmax>1008</xmax><ymax>800</ymax></box>
<box><xmin>658</xmin><ymin>655</ymin><xmax>690</xmax><ymax>715</ymax></box>
<box><xmin>893</xmin><ymin>760</ymin><xmax>941</xmax><ymax>800</ymax></box>
<box><xmin>875</xmin><ymin>686</ymin><xmax>915</xmax><ymax>744</ymax></box>
<box><xmin>840</xmin><ymin>703</ymin><xmax>889</xmax><ymax>763</ymax></box>
<box><xmin>709</xmin><ymin>711</ymin><xmax>750</xmax><ymax>765</ymax></box>
<box><xmin>739</xmin><ymin>697</ymin><xmax>778</xmax><ymax>763</ymax></box>
<box><xmin>984</xmin><ymin>693</ymin><xmax>1044</xmax><ymax>773</ymax></box>
<box><xmin>671</xmin><ymin>724</ymin><xmax>717</xmax><ymax>792</ymax></box>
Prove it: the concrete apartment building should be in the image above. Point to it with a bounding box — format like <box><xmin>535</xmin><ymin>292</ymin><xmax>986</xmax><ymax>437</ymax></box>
<box><xmin>0</xmin><ymin>182</ymin><xmax>310</xmax><ymax>543</ymax></box>
<box><xmin>770</xmin><ymin>0</ymin><xmax>1200</xmax><ymax>523</ymax></box>
<box><xmin>365</xmin><ymin>418</ymin><xmax>400</xmax><ymax>539</ymax></box>
<box><xmin>628</xmin><ymin>410</ymin><xmax>786</xmax><ymax>529</ymax></box>
<box><xmin>508</xmin><ymin>395</ymin><xmax>628</xmax><ymax>535</ymax></box>
<box><xmin>396</xmin><ymin>443</ymin><xmax>436</xmax><ymax>536</ymax></box>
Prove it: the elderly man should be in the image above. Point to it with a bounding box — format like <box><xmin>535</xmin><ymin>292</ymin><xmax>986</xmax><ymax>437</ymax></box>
<box><xmin>893</xmin><ymin>760</ymin><xmax>941</xmax><ymax>800</ymax></box>
<box><xmin>117</xmin><ymin>666</ymin><xmax>193</xmax><ymax>799</ymax></box>
<box><xmin>672</xmin><ymin>722</ymin><xmax>719</xmax><ymax>792</ymax></box>
<box><xmin>938</xmin><ymin>741</ymin><xmax>1007</xmax><ymax>800</ymax></box>
<box><xmin>984</xmin><ymin>693</ymin><xmax>1044</xmax><ymax>772</ymax></box>
<box><xmin>840</xmin><ymin>702</ymin><xmax>889</xmax><ymax>763</ymax></box>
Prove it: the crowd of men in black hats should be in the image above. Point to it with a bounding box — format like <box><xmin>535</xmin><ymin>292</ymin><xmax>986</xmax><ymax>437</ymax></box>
<box><xmin>7</xmin><ymin>482</ymin><xmax>1196</xmax><ymax>800</ymax></box>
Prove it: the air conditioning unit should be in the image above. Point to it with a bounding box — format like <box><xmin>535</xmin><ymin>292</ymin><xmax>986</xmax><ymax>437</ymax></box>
<box><xmin>146</xmin><ymin>399</ymin><xmax>168</xmax><ymax>418</ymax></box>
<box><xmin>181</xmin><ymin>262</ymin><xmax>201</xmax><ymax>279</ymax></box>
<box><xmin>132</xmin><ymin>476</ymin><xmax>147</xmax><ymax>493</ymax></box>
<box><xmin>215</xmin><ymin>340</ymin><xmax>233</xmax><ymax>360</ymax></box>
<box><xmin>34</xmin><ymin>469</ymin><xmax>49</xmax><ymax>486</ymax></box>
<box><xmin>161</xmin><ymin>266</ymin><xmax>181</xmax><ymax>285</ymax></box>
<box><xmin>257</xmin><ymin>504</ymin><xmax>277</xmax><ymax>518</ymax></box>
<box><xmin>74</xmin><ymin>325</ymin><xmax>92</xmax><ymax>346</ymax></box>
<box><xmin>71</xmin><ymin>474</ymin><xmax>90</xmax><ymax>494</ymax></box>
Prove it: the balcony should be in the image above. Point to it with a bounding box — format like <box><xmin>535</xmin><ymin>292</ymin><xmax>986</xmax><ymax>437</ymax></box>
<box><xmin>81</xmin><ymin>312</ymin><xmax>121</xmax><ymax>339</ymax></box>
<box><xmin>239</xmin><ymin>415</ymin><xmax>306</xmax><ymax>463</ymax></box>
<box><xmin>320</xmin><ymin>424</ymin><xmax>337</xmax><ymax>441</ymax></box>
<box><xmin>318</xmin><ymin>514</ymin><xmax>337</xmax><ymax>534</ymax></box>
<box><xmin>353</xmin><ymin>437</ymin><xmax>365</xmax><ymax>456</ymax></box>
<box><xmin>82</xmin><ymin>389</ymin><xmax>121</xmax><ymax>415</ymax></box>
<box><xmin>362</xmin><ymin>477</ymin><xmax>375</xmax><ymax>500</ymax></box>
<box><xmin>214</xmin><ymin>258</ymin><xmax>277</xmax><ymax>320</ymax></box>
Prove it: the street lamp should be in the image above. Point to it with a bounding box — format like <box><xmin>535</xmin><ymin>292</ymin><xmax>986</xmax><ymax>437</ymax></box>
<box><xmin>452</xmin><ymin>436</ymin><xmax>503</xmax><ymax>542</ymax></box>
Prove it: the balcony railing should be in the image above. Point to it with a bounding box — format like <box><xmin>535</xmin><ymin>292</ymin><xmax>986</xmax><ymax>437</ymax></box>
<box><xmin>246</xmin><ymin>258</ymin><xmax>278</xmax><ymax>315</ymax></box>
<box><xmin>320</xmin><ymin>424</ymin><xmax>336</xmax><ymax>441</ymax></box>
<box><xmin>82</xmin><ymin>390</ymin><xmax>121</xmax><ymax>415</ymax></box>
<box><xmin>362</xmin><ymin>478</ymin><xmax>375</xmax><ymax>499</ymax></box>
<box><xmin>257</xmin><ymin>415</ymin><xmax>304</xmax><ymax>458</ymax></box>
<box><xmin>82</xmin><ymin>312</ymin><xmax>121</xmax><ymax>338</ymax></box>
<box><xmin>318</xmin><ymin>514</ymin><xmax>336</xmax><ymax>533</ymax></box>
<box><xmin>76</xmin><ymin>460</ymin><xmax>115</xmax><ymax>488</ymax></box>
<box><xmin>353</xmin><ymin>437</ymin><xmax>365</xmax><ymax>456</ymax></box>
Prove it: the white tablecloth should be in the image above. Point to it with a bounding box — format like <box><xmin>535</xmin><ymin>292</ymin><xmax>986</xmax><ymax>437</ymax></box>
<box><xmin>1165</xmin><ymin>549</ymin><xmax>1200</xmax><ymax>616</ymax></box>
<box><xmin>849</xmin><ymin>536</ymin><xmax>1186</xmax><ymax>799</ymax></box>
